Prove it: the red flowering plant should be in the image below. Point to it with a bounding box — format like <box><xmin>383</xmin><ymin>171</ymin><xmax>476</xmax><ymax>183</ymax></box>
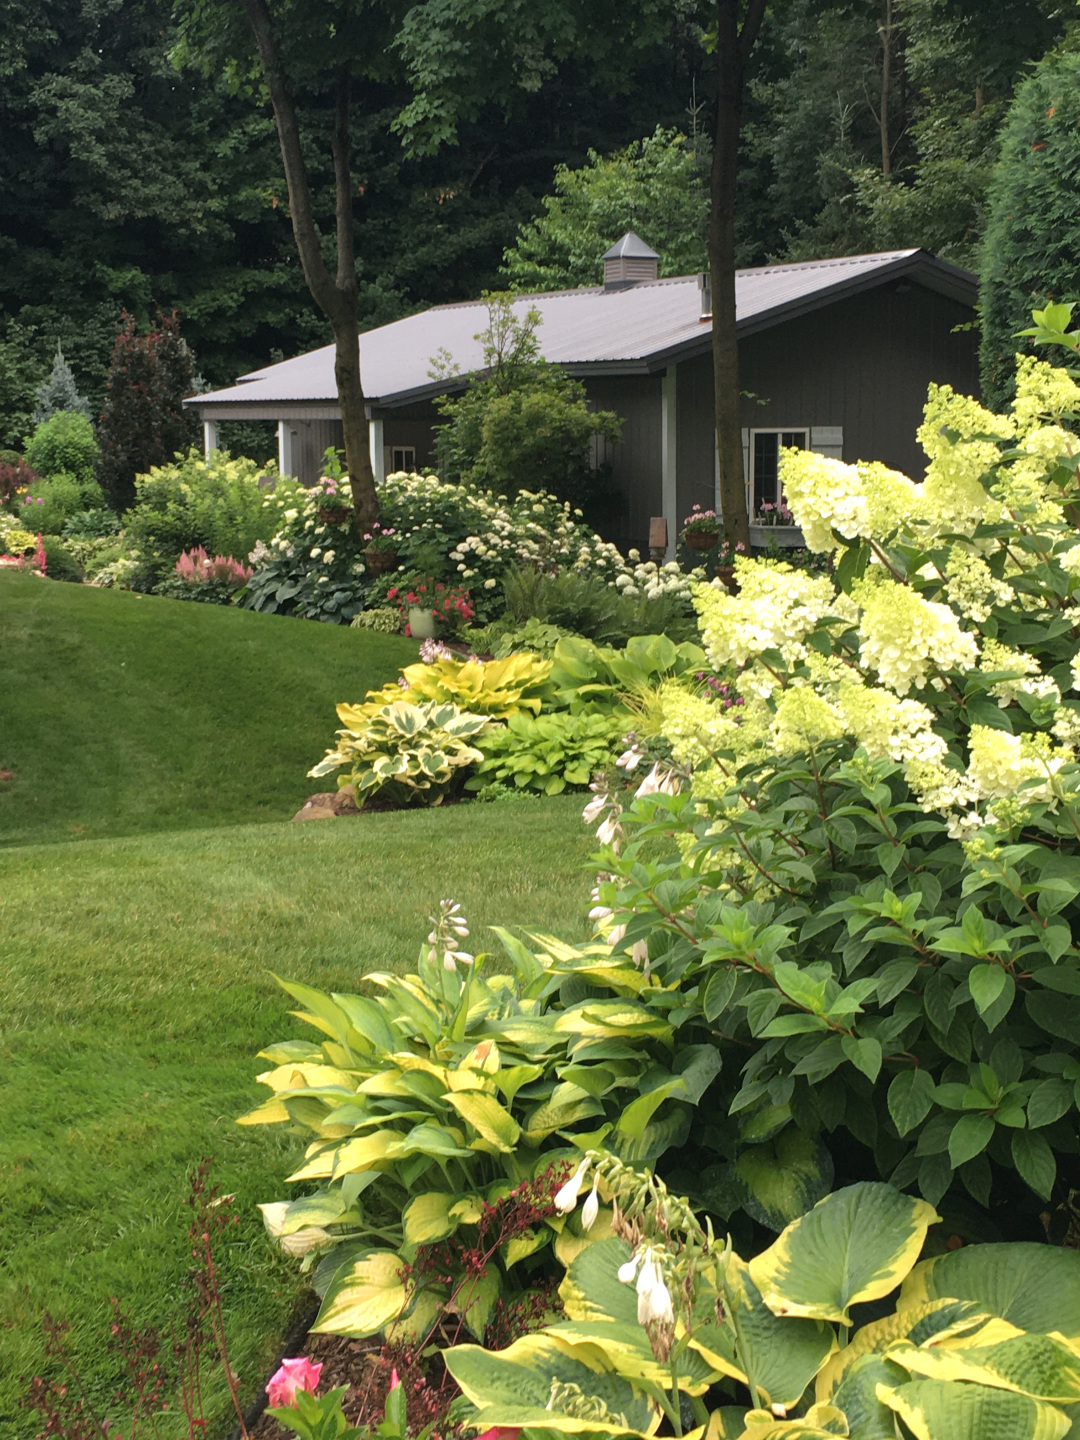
<box><xmin>387</xmin><ymin>576</ymin><xmax>474</xmax><ymax>634</ymax></box>
<box><xmin>267</xmin><ymin>1362</ymin><xmax>440</xmax><ymax>1440</ymax></box>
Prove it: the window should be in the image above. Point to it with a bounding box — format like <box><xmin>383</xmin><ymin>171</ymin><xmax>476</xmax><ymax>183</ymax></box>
<box><xmin>390</xmin><ymin>445</ymin><xmax>416</xmax><ymax>473</ymax></box>
<box><xmin>749</xmin><ymin>429</ymin><xmax>807</xmax><ymax>518</ymax></box>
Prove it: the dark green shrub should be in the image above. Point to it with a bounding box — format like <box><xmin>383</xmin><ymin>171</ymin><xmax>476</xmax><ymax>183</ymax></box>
<box><xmin>979</xmin><ymin>48</ymin><xmax>1080</xmax><ymax>408</ymax></box>
<box><xmin>62</xmin><ymin>508</ymin><xmax>122</xmax><ymax>540</ymax></box>
<box><xmin>41</xmin><ymin>538</ymin><xmax>85</xmax><ymax>584</ymax></box>
<box><xmin>19</xmin><ymin>475</ymin><xmax>84</xmax><ymax>534</ymax></box>
<box><xmin>500</xmin><ymin>563</ymin><xmax>698</xmax><ymax>645</ymax></box>
<box><xmin>23</xmin><ymin>411</ymin><xmax>98</xmax><ymax>492</ymax></box>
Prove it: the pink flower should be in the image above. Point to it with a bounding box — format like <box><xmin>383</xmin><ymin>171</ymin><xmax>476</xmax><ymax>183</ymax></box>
<box><xmin>267</xmin><ymin>1357</ymin><xmax>323</xmax><ymax>1408</ymax></box>
<box><xmin>390</xmin><ymin>1369</ymin><xmax>400</xmax><ymax>1390</ymax></box>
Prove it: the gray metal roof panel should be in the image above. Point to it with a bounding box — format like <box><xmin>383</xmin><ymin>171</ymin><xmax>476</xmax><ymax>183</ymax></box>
<box><xmin>194</xmin><ymin>250</ymin><xmax>971</xmax><ymax>410</ymax></box>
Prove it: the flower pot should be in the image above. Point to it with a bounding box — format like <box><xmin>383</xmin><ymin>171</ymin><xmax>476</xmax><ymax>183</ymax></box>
<box><xmin>749</xmin><ymin>523</ymin><xmax>804</xmax><ymax>550</ymax></box>
<box><xmin>318</xmin><ymin>505</ymin><xmax>350</xmax><ymax>525</ymax></box>
<box><xmin>408</xmin><ymin>605</ymin><xmax>437</xmax><ymax>641</ymax></box>
<box><xmin>715</xmin><ymin>564</ymin><xmax>739</xmax><ymax>595</ymax></box>
<box><xmin>364</xmin><ymin>548</ymin><xmax>399</xmax><ymax>574</ymax></box>
<box><xmin>684</xmin><ymin>529</ymin><xmax>720</xmax><ymax>552</ymax></box>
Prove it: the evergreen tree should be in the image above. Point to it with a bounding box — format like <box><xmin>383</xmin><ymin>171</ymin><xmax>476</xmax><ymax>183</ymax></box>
<box><xmin>32</xmin><ymin>344</ymin><xmax>90</xmax><ymax>425</ymax></box>
<box><xmin>97</xmin><ymin>311</ymin><xmax>200</xmax><ymax>513</ymax></box>
<box><xmin>979</xmin><ymin>48</ymin><xmax>1080</xmax><ymax>409</ymax></box>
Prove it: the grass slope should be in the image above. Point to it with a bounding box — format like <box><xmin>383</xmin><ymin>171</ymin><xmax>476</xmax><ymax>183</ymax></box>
<box><xmin>0</xmin><ymin>571</ymin><xmax>417</xmax><ymax>847</ymax></box>
<box><xmin>0</xmin><ymin>801</ymin><xmax>595</xmax><ymax>1439</ymax></box>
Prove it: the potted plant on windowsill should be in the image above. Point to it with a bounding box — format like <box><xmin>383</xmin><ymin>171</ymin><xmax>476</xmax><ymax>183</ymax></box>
<box><xmin>680</xmin><ymin>504</ymin><xmax>721</xmax><ymax>551</ymax></box>
<box><xmin>749</xmin><ymin>500</ymin><xmax>803</xmax><ymax>549</ymax></box>
<box><xmin>362</xmin><ymin>523</ymin><xmax>399</xmax><ymax>574</ymax></box>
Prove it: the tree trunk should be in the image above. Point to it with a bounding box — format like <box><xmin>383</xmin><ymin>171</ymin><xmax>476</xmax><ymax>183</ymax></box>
<box><xmin>879</xmin><ymin>0</ymin><xmax>893</xmax><ymax>176</ymax></box>
<box><xmin>710</xmin><ymin>0</ymin><xmax>766</xmax><ymax>550</ymax></box>
<box><xmin>240</xmin><ymin>0</ymin><xmax>378</xmax><ymax>526</ymax></box>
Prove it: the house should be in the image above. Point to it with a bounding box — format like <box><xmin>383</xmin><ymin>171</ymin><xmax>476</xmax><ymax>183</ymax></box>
<box><xmin>189</xmin><ymin>238</ymin><xmax>979</xmax><ymax>557</ymax></box>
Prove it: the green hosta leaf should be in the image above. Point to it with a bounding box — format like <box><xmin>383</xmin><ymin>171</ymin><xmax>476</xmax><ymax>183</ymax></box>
<box><xmin>552</xmin><ymin>999</ymin><xmax>674</xmax><ymax>1041</ymax></box>
<box><xmin>402</xmin><ymin>1192</ymin><xmax>458</xmax><ymax>1245</ymax></box>
<box><xmin>1011</xmin><ymin>1130</ymin><xmax>1057</xmax><ymax>1201</ymax></box>
<box><xmin>616</xmin><ymin>1078</ymin><xmax>685</xmax><ymax>1140</ymax></box>
<box><xmin>900</xmin><ymin>1243</ymin><xmax>1080</xmax><ymax>1343</ymax></box>
<box><xmin>559</xmin><ymin>1237</ymin><xmax>639</xmax><ymax>1325</ymax></box>
<box><xmin>886</xmin><ymin>1331</ymin><xmax>1080</xmax><ymax>1404</ymax></box>
<box><xmin>313</xmin><ymin>1250</ymin><xmax>409</xmax><ymax>1337</ymax></box>
<box><xmin>736</xmin><ymin>1130</ymin><xmax>834</xmax><ymax>1232</ymax></box>
<box><xmin>829</xmin><ymin>1353</ymin><xmax>910</xmax><ymax>1440</ymax></box>
<box><xmin>443</xmin><ymin>1334</ymin><xmax>658</xmax><ymax>1435</ymax></box>
<box><xmin>718</xmin><ymin>1254</ymin><xmax>834</xmax><ymax>1408</ymax></box>
<box><xmin>454</xmin><ymin>1268</ymin><xmax>501</xmax><ymax>1340</ymax></box>
<box><xmin>888</xmin><ymin>1069</ymin><xmax>936</xmax><ymax>1137</ymax></box>
<box><xmin>749</xmin><ymin>1182</ymin><xmax>940</xmax><ymax>1326</ymax></box>
<box><xmin>442</xmin><ymin>1091</ymin><xmax>521</xmax><ymax>1151</ymax></box>
<box><xmin>878</xmin><ymin>1377</ymin><xmax>1071</xmax><ymax>1440</ymax></box>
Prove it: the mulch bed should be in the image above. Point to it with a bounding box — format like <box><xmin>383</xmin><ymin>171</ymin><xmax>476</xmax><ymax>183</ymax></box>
<box><xmin>248</xmin><ymin>1332</ymin><xmax>387</xmax><ymax>1439</ymax></box>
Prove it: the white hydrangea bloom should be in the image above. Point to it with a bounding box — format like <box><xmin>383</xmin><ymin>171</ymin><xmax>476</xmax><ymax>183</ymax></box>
<box><xmin>853</xmin><ymin>574</ymin><xmax>978</xmax><ymax>694</ymax></box>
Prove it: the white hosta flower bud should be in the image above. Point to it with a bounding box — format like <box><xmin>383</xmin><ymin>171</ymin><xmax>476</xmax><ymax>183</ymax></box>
<box><xmin>554</xmin><ymin>1158</ymin><xmax>590</xmax><ymax>1214</ymax></box>
<box><xmin>582</xmin><ymin>793</ymin><xmax>606</xmax><ymax>824</ymax></box>
<box><xmin>581</xmin><ymin>1179</ymin><xmax>600</xmax><ymax>1231</ymax></box>
<box><xmin>635</xmin><ymin>1248</ymin><xmax>657</xmax><ymax>1296</ymax></box>
<box><xmin>639</xmin><ymin>1279</ymin><xmax>674</xmax><ymax>1328</ymax></box>
<box><xmin>596</xmin><ymin>815</ymin><xmax>620</xmax><ymax>847</ymax></box>
<box><xmin>617</xmin><ymin>1256</ymin><xmax>640</xmax><ymax>1285</ymax></box>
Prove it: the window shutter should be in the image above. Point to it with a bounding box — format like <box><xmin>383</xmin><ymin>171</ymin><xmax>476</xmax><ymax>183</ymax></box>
<box><xmin>810</xmin><ymin>426</ymin><xmax>843</xmax><ymax>459</ymax></box>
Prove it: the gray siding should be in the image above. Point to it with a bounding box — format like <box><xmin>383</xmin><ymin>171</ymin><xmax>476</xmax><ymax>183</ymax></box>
<box><xmin>584</xmin><ymin>375</ymin><xmax>663</xmax><ymax>554</ymax></box>
<box><xmin>676</xmin><ymin>282</ymin><xmax>980</xmax><ymax>510</ymax></box>
<box><xmin>285</xmin><ymin>418</ymin><xmax>343</xmax><ymax>484</ymax></box>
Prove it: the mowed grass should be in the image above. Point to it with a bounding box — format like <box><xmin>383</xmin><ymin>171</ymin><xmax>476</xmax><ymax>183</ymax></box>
<box><xmin>0</xmin><ymin>802</ymin><xmax>596</xmax><ymax>1439</ymax></box>
<box><xmin>0</xmin><ymin>569</ymin><xmax>418</xmax><ymax>847</ymax></box>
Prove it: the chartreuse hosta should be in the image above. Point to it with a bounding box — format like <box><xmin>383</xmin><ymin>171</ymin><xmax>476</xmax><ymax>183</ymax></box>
<box><xmin>444</xmin><ymin>1154</ymin><xmax>1080</xmax><ymax>1440</ymax></box>
<box><xmin>240</xmin><ymin>903</ymin><xmax>722</xmax><ymax>1345</ymax></box>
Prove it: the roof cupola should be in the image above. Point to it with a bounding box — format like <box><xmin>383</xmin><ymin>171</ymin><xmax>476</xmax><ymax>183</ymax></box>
<box><xmin>602</xmin><ymin>232</ymin><xmax>659</xmax><ymax>290</ymax></box>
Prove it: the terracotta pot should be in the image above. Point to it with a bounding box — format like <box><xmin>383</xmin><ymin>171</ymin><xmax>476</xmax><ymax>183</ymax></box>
<box><xmin>408</xmin><ymin>605</ymin><xmax>437</xmax><ymax>641</ymax></box>
<box><xmin>364</xmin><ymin>548</ymin><xmax>399</xmax><ymax>574</ymax></box>
<box><xmin>715</xmin><ymin>564</ymin><xmax>740</xmax><ymax>595</ymax></box>
<box><xmin>684</xmin><ymin>529</ymin><xmax>720</xmax><ymax>551</ymax></box>
<box><xmin>318</xmin><ymin>505</ymin><xmax>350</xmax><ymax>524</ymax></box>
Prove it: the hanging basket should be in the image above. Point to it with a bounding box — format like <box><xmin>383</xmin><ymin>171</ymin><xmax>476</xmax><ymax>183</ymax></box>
<box><xmin>364</xmin><ymin>548</ymin><xmax>399</xmax><ymax>574</ymax></box>
<box><xmin>318</xmin><ymin>505</ymin><xmax>351</xmax><ymax>525</ymax></box>
<box><xmin>684</xmin><ymin>529</ymin><xmax>720</xmax><ymax>551</ymax></box>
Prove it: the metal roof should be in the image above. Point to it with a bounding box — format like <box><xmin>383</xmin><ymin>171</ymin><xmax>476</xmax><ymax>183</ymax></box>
<box><xmin>192</xmin><ymin>249</ymin><xmax>976</xmax><ymax>413</ymax></box>
<box><xmin>602</xmin><ymin>231</ymin><xmax>659</xmax><ymax>259</ymax></box>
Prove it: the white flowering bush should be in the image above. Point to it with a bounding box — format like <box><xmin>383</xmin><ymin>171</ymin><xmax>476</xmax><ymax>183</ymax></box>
<box><xmin>588</xmin><ymin>349</ymin><xmax>1080</xmax><ymax>1240</ymax></box>
<box><xmin>244</xmin><ymin>468</ymin><xmax>704</xmax><ymax>628</ymax></box>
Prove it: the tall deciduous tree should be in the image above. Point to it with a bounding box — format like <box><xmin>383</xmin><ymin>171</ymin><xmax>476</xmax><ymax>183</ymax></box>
<box><xmin>711</xmin><ymin>0</ymin><xmax>768</xmax><ymax>548</ymax></box>
<box><xmin>235</xmin><ymin>0</ymin><xmax>380</xmax><ymax>526</ymax></box>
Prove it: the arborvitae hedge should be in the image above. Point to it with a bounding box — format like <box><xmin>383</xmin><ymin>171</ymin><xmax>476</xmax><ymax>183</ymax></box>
<box><xmin>979</xmin><ymin>49</ymin><xmax>1080</xmax><ymax>410</ymax></box>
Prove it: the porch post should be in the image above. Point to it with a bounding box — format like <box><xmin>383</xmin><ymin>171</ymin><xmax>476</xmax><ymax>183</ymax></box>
<box><xmin>202</xmin><ymin>417</ymin><xmax>218</xmax><ymax>457</ymax></box>
<box><xmin>368</xmin><ymin>412</ymin><xmax>386</xmax><ymax>483</ymax></box>
<box><xmin>661</xmin><ymin>366</ymin><xmax>677</xmax><ymax>560</ymax></box>
<box><xmin>277</xmin><ymin>420</ymin><xmax>294</xmax><ymax>479</ymax></box>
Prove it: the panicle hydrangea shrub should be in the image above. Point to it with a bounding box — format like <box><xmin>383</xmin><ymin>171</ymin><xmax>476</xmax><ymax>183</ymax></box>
<box><xmin>585</xmin><ymin>351</ymin><xmax>1080</xmax><ymax>1238</ymax></box>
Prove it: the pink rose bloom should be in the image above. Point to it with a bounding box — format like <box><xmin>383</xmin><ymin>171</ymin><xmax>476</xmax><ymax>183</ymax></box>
<box><xmin>267</xmin><ymin>1357</ymin><xmax>323</xmax><ymax>1408</ymax></box>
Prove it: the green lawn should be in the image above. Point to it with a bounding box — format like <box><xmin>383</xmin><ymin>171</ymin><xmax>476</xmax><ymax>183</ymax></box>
<box><xmin>0</xmin><ymin>576</ymin><xmax>597</xmax><ymax>1437</ymax></box>
<box><xmin>0</xmin><ymin>570</ymin><xmax>417</xmax><ymax>847</ymax></box>
<box><xmin>0</xmin><ymin>802</ymin><xmax>595</xmax><ymax>1439</ymax></box>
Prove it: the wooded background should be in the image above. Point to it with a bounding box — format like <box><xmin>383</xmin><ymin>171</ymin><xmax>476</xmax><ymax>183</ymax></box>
<box><xmin>0</xmin><ymin>0</ymin><xmax>1072</xmax><ymax>448</ymax></box>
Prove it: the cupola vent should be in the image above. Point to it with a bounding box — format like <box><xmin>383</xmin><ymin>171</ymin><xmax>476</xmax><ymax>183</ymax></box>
<box><xmin>602</xmin><ymin>232</ymin><xmax>659</xmax><ymax>290</ymax></box>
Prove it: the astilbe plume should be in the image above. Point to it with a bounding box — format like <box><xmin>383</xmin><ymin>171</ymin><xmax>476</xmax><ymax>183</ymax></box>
<box><xmin>174</xmin><ymin>547</ymin><xmax>252</xmax><ymax>588</ymax></box>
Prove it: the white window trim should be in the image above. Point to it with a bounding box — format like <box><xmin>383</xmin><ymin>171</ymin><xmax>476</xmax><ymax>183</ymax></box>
<box><xmin>718</xmin><ymin>425</ymin><xmax>844</xmax><ymax>517</ymax></box>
